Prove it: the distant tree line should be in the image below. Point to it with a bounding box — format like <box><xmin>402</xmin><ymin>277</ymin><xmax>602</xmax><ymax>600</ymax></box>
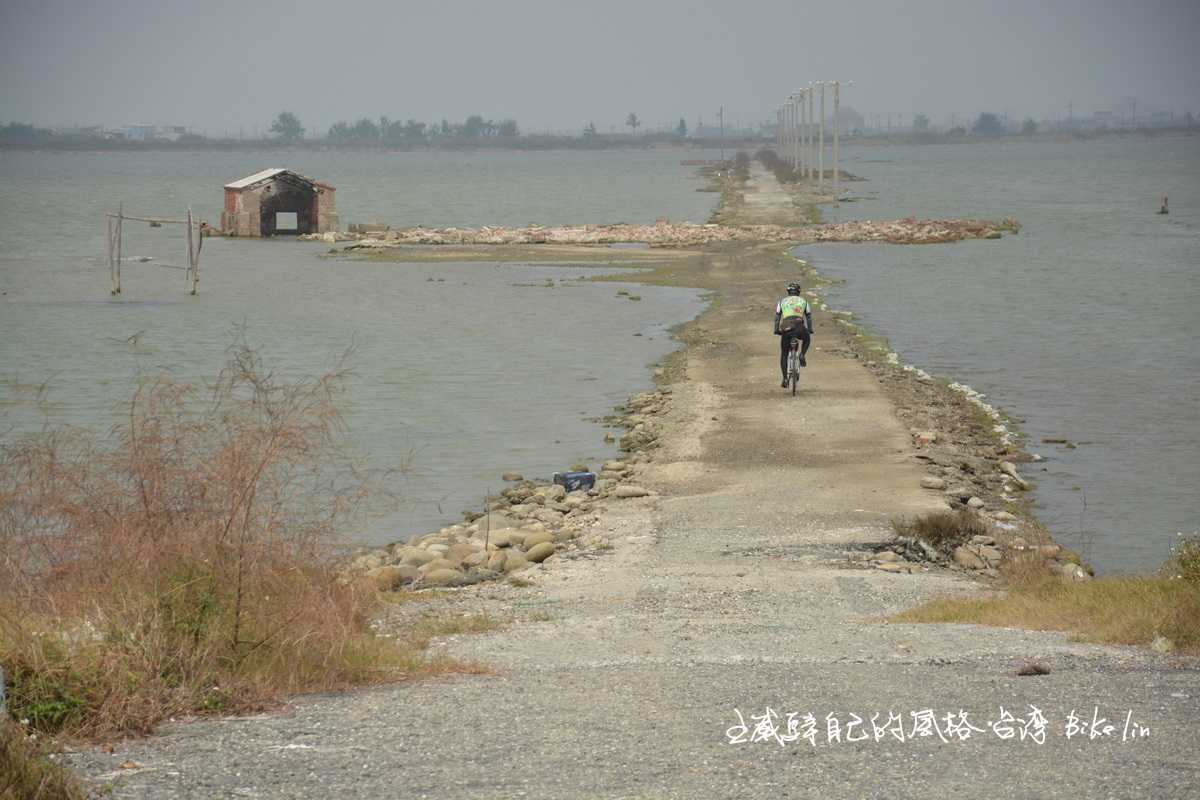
<box><xmin>323</xmin><ymin>114</ymin><xmax>519</xmax><ymax>145</ymax></box>
<box><xmin>5</xmin><ymin>107</ymin><xmax>1198</xmax><ymax>151</ymax></box>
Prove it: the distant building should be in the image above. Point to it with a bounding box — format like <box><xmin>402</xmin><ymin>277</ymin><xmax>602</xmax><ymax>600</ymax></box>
<box><xmin>220</xmin><ymin>168</ymin><xmax>338</xmax><ymax>237</ymax></box>
<box><xmin>125</xmin><ymin>123</ymin><xmax>155</xmax><ymax>141</ymax></box>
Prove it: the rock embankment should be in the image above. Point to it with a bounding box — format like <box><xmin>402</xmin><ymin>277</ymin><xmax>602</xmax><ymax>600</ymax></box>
<box><xmin>823</xmin><ymin>291</ymin><xmax>1089</xmax><ymax>581</ymax></box>
<box><xmin>350</xmin><ymin>390</ymin><xmax>671</xmax><ymax>590</ymax></box>
<box><xmin>863</xmin><ymin>530</ymin><xmax>1090</xmax><ymax>581</ymax></box>
<box><xmin>303</xmin><ymin>217</ymin><xmax>1018</xmax><ymax>248</ymax></box>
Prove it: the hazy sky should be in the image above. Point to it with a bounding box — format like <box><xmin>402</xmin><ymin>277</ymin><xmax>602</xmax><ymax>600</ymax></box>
<box><xmin>2</xmin><ymin>0</ymin><xmax>1198</xmax><ymax>133</ymax></box>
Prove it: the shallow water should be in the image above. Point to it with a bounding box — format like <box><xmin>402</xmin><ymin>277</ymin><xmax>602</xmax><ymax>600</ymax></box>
<box><xmin>0</xmin><ymin>149</ymin><xmax>714</xmax><ymax>545</ymax></box>
<box><xmin>801</xmin><ymin>135</ymin><xmax>1200</xmax><ymax>573</ymax></box>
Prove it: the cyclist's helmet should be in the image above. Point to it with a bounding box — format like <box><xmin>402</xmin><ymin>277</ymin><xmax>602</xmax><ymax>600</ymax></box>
<box><xmin>786</xmin><ymin>282</ymin><xmax>802</xmax><ymax>295</ymax></box>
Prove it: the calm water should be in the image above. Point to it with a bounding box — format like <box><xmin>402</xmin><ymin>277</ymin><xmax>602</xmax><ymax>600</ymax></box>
<box><xmin>4</xmin><ymin>143</ymin><xmax>1196</xmax><ymax>569</ymax></box>
<box><xmin>0</xmin><ymin>149</ymin><xmax>716</xmax><ymax>545</ymax></box>
<box><xmin>800</xmin><ymin>135</ymin><xmax>1200</xmax><ymax>572</ymax></box>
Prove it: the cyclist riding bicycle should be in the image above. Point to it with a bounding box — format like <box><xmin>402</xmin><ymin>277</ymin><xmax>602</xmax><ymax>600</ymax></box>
<box><xmin>774</xmin><ymin>282</ymin><xmax>812</xmax><ymax>388</ymax></box>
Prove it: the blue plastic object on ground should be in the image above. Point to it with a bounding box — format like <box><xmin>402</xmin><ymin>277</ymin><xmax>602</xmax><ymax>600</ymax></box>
<box><xmin>552</xmin><ymin>471</ymin><xmax>596</xmax><ymax>492</ymax></box>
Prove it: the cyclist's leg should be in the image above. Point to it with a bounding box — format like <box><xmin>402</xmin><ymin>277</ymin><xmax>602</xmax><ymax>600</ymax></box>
<box><xmin>798</xmin><ymin>326</ymin><xmax>811</xmax><ymax>356</ymax></box>
<box><xmin>779</xmin><ymin>332</ymin><xmax>791</xmax><ymax>379</ymax></box>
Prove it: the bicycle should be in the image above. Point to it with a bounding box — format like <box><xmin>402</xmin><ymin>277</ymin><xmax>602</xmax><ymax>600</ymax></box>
<box><xmin>785</xmin><ymin>335</ymin><xmax>803</xmax><ymax>395</ymax></box>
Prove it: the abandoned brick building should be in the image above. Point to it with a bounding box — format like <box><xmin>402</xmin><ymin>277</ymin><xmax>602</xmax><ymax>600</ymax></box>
<box><xmin>220</xmin><ymin>168</ymin><xmax>339</xmax><ymax>236</ymax></box>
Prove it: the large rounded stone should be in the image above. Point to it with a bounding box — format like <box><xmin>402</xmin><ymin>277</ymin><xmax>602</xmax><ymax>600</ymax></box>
<box><xmin>535</xmin><ymin>484</ymin><xmax>567</xmax><ymax>502</ymax></box>
<box><xmin>488</xmin><ymin>531</ymin><xmax>515</xmax><ymax>548</ymax></box>
<box><xmin>447</xmin><ymin>543</ymin><xmax>480</xmax><ymax>563</ymax></box>
<box><xmin>503</xmin><ymin>554</ymin><xmax>528</xmax><ymax>573</ymax></box>
<box><xmin>1060</xmin><ymin>563</ymin><xmax>1091</xmax><ymax>582</ymax></box>
<box><xmin>487</xmin><ymin>551</ymin><xmax>508</xmax><ymax>572</ymax></box>
<box><xmin>920</xmin><ymin>476</ymin><xmax>947</xmax><ymax>490</ymax></box>
<box><xmin>367</xmin><ymin>565</ymin><xmax>409</xmax><ymax>591</ymax></box>
<box><xmin>525</xmin><ymin>542</ymin><xmax>557</xmax><ymax>563</ymax></box>
<box><xmin>401</xmin><ymin>548</ymin><xmax>439</xmax><ymax>567</ymax></box>
<box><xmin>613</xmin><ymin>485</ymin><xmax>651</xmax><ymax>499</ymax></box>
<box><xmin>462</xmin><ymin>551</ymin><xmax>488</xmax><ymax>568</ymax></box>
<box><xmin>522</xmin><ymin>531</ymin><xmax>555</xmax><ymax>549</ymax></box>
<box><xmin>953</xmin><ymin>546</ymin><xmax>987</xmax><ymax>570</ymax></box>
<box><xmin>977</xmin><ymin>545</ymin><xmax>1003</xmax><ymax>565</ymax></box>
<box><xmin>502</xmin><ymin>472</ymin><xmax>524</xmax><ymax>481</ymax></box>
<box><xmin>419</xmin><ymin>558</ymin><xmax>461</xmax><ymax>574</ymax></box>
<box><xmin>353</xmin><ymin>553</ymin><xmax>386</xmax><ymax>571</ymax></box>
<box><xmin>423</xmin><ymin>568</ymin><xmax>467</xmax><ymax>587</ymax></box>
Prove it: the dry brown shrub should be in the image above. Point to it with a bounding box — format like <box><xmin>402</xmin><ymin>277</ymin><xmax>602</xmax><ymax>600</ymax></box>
<box><xmin>891</xmin><ymin>508</ymin><xmax>991</xmax><ymax>553</ymax></box>
<box><xmin>0</xmin><ymin>337</ymin><xmax>407</xmax><ymax>739</ymax></box>
<box><xmin>0</xmin><ymin>717</ymin><xmax>84</xmax><ymax>800</ymax></box>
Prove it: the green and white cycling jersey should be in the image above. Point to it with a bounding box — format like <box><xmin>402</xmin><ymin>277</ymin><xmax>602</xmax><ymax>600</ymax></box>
<box><xmin>776</xmin><ymin>295</ymin><xmax>810</xmax><ymax>320</ymax></box>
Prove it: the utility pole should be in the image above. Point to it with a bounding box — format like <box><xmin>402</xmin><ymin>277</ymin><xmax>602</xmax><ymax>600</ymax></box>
<box><xmin>797</xmin><ymin>92</ymin><xmax>805</xmax><ymax>176</ymax></box>
<box><xmin>833</xmin><ymin>80</ymin><xmax>843</xmax><ymax>205</ymax></box>
<box><xmin>784</xmin><ymin>99</ymin><xmax>791</xmax><ymax>169</ymax></box>
<box><xmin>811</xmin><ymin>86</ymin><xmax>820</xmax><ymax>181</ymax></box>
<box><xmin>806</xmin><ymin>88</ymin><xmax>816</xmax><ymax>179</ymax></box>
<box><xmin>804</xmin><ymin>88</ymin><xmax>812</xmax><ymax>179</ymax></box>
<box><xmin>718</xmin><ymin>105</ymin><xmax>724</xmax><ymax>161</ymax></box>
<box><xmin>789</xmin><ymin>96</ymin><xmax>797</xmax><ymax>172</ymax></box>
<box><xmin>818</xmin><ymin>82</ymin><xmax>826</xmax><ymax>190</ymax></box>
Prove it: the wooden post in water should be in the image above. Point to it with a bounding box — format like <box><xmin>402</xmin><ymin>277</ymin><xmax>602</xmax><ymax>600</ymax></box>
<box><xmin>107</xmin><ymin>215</ymin><xmax>116</xmax><ymax>295</ymax></box>
<box><xmin>115</xmin><ymin>203</ymin><xmax>123</xmax><ymax>295</ymax></box>
<box><xmin>186</xmin><ymin>206</ymin><xmax>198</xmax><ymax>295</ymax></box>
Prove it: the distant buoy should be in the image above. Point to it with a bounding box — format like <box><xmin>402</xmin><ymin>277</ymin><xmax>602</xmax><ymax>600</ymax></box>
<box><xmin>1159</xmin><ymin>195</ymin><xmax>1169</xmax><ymax>215</ymax></box>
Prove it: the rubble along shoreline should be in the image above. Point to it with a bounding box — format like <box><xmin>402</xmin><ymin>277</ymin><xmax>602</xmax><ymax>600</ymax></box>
<box><xmin>351</xmin><ymin>388</ymin><xmax>674</xmax><ymax>592</ymax></box>
<box><xmin>786</xmin><ymin>245</ymin><xmax>1086</xmax><ymax>579</ymax></box>
<box><xmin>301</xmin><ymin>216</ymin><xmax>1019</xmax><ymax>248</ymax></box>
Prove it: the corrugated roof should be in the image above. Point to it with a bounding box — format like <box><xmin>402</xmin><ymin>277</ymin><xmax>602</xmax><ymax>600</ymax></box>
<box><xmin>224</xmin><ymin>168</ymin><xmax>288</xmax><ymax>190</ymax></box>
<box><xmin>224</xmin><ymin>167</ymin><xmax>334</xmax><ymax>191</ymax></box>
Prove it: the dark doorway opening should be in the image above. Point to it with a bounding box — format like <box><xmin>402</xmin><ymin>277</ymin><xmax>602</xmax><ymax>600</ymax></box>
<box><xmin>259</xmin><ymin>180</ymin><xmax>314</xmax><ymax>236</ymax></box>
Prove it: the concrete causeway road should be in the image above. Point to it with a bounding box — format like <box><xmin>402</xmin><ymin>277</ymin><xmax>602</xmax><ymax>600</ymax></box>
<box><xmin>73</xmin><ymin>165</ymin><xmax>1199</xmax><ymax>799</ymax></box>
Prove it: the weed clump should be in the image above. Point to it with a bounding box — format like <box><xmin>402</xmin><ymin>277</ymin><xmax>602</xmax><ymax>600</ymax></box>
<box><xmin>891</xmin><ymin>509</ymin><xmax>990</xmax><ymax>553</ymax></box>
<box><xmin>0</xmin><ymin>717</ymin><xmax>84</xmax><ymax>799</ymax></box>
<box><xmin>0</xmin><ymin>338</ymin><xmax>408</xmax><ymax>740</ymax></box>
<box><xmin>1165</xmin><ymin>532</ymin><xmax>1200</xmax><ymax>584</ymax></box>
